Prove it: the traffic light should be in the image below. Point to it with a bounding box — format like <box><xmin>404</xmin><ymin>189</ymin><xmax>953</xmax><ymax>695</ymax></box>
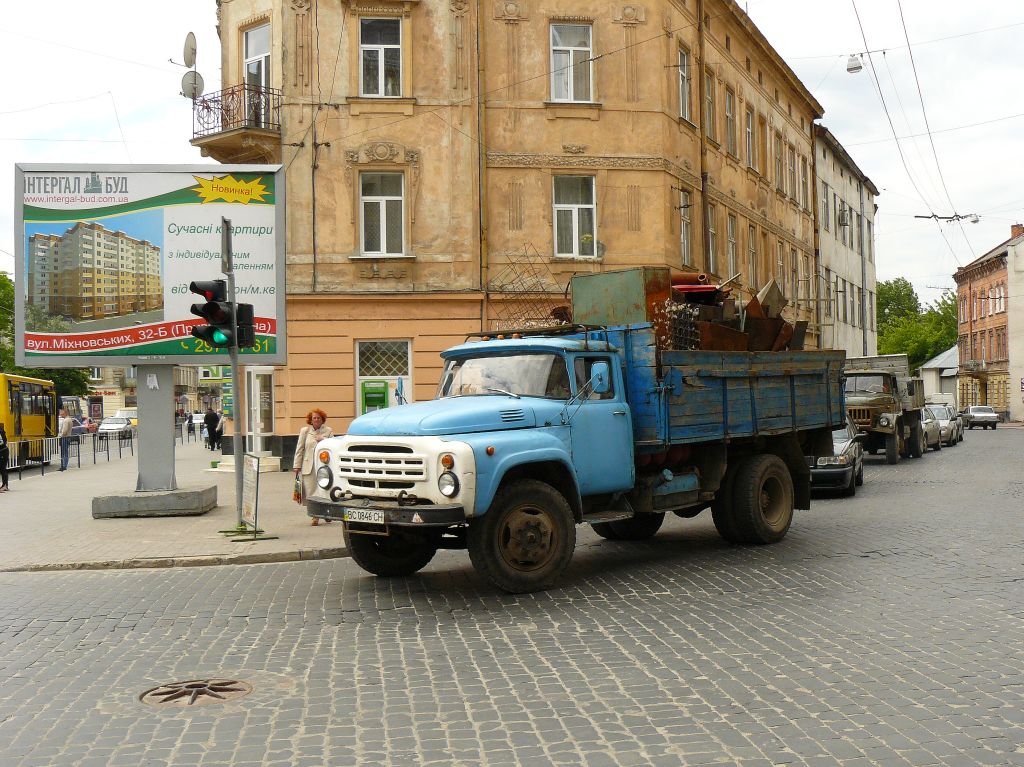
<box><xmin>190</xmin><ymin>280</ymin><xmax>234</xmax><ymax>348</ymax></box>
<box><xmin>235</xmin><ymin>303</ymin><xmax>256</xmax><ymax>348</ymax></box>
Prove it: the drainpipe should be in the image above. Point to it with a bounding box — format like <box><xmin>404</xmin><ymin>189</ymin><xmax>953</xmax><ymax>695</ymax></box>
<box><xmin>810</xmin><ymin>126</ymin><xmax>822</xmax><ymax>349</ymax></box>
<box><xmin>476</xmin><ymin>6</ymin><xmax>489</xmax><ymax>331</ymax></box>
<box><xmin>858</xmin><ymin>179</ymin><xmax>867</xmax><ymax>355</ymax></box>
<box><xmin>696</xmin><ymin>0</ymin><xmax>710</xmax><ymax>272</ymax></box>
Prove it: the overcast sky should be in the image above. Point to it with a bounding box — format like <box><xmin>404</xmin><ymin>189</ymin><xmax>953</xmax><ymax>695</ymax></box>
<box><xmin>2</xmin><ymin>0</ymin><xmax>1022</xmax><ymax>307</ymax></box>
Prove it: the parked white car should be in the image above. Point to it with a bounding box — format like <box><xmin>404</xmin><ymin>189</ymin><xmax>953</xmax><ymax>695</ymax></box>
<box><xmin>964</xmin><ymin>405</ymin><xmax>999</xmax><ymax>430</ymax></box>
<box><xmin>926</xmin><ymin>404</ymin><xmax>960</xmax><ymax>447</ymax></box>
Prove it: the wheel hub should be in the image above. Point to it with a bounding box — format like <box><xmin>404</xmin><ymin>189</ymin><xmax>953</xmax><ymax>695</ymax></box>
<box><xmin>501</xmin><ymin>509</ymin><xmax>554</xmax><ymax>568</ymax></box>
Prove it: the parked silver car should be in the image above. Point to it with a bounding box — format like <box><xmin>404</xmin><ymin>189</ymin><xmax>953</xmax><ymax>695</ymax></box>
<box><xmin>926</xmin><ymin>405</ymin><xmax>960</xmax><ymax>447</ymax></box>
<box><xmin>964</xmin><ymin>405</ymin><xmax>999</xmax><ymax>430</ymax></box>
<box><xmin>921</xmin><ymin>409</ymin><xmax>943</xmax><ymax>452</ymax></box>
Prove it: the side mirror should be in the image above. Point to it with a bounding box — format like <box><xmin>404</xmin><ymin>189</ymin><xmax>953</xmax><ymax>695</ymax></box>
<box><xmin>589</xmin><ymin>361</ymin><xmax>611</xmax><ymax>395</ymax></box>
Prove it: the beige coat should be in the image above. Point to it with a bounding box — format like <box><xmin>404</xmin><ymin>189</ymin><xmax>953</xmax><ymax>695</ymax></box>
<box><xmin>293</xmin><ymin>424</ymin><xmax>335</xmax><ymax>475</ymax></box>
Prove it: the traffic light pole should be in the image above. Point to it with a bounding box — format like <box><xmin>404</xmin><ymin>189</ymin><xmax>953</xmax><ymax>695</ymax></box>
<box><xmin>223</xmin><ymin>218</ymin><xmax>245</xmax><ymax>531</ymax></box>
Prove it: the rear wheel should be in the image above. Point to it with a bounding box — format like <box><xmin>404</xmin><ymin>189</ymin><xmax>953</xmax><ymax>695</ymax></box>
<box><xmin>908</xmin><ymin>423</ymin><xmax>924</xmax><ymax>458</ymax></box>
<box><xmin>730</xmin><ymin>455</ymin><xmax>794</xmax><ymax>544</ymax></box>
<box><xmin>344</xmin><ymin>527</ymin><xmax>439</xmax><ymax>577</ymax></box>
<box><xmin>885</xmin><ymin>433</ymin><xmax>899</xmax><ymax>465</ymax></box>
<box><xmin>467</xmin><ymin>479</ymin><xmax>575</xmax><ymax>593</ymax></box>
<box><xmin>711</xmin><ymin>461</ymin><xmax>744</xmax><ymax>543</ymax></box>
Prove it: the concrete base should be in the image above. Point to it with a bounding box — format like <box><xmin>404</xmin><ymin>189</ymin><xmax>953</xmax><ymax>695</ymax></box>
<box><xmin>92</xmin><ymin>485</ymin><xmax>218</xmax><ymax>519</ymax></box>
<box><xmin>210</xmin><ymin>455</ymin><xmax>281</xmax><ymax>473</ymax></box>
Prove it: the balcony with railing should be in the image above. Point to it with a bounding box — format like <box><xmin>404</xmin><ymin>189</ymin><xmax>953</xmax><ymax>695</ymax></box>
<box><xmin>190</xmin><ymin>84</ymin><xmax>282</xmax><ymax>164</ymax></box>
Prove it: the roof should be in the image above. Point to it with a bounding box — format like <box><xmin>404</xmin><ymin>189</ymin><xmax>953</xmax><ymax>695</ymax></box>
<box><xmin>920</xmin><ymin>345</ymin><xmax>959</xmax><ymax>371</ymax></box>
<box><xmin>815</xmin><ymin>125</ymin><xmax>880</xmax><ymax>197</ymax></box>
<box><xmin>954</xmin><ymin>232</ymin><xmax>1024</xmax><ymax>279</ymax></box>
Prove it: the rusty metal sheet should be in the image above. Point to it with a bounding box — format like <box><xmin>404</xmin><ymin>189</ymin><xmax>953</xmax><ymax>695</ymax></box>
<box><xmin>771</xmin><ymin>322</ymin><xmax>795</xmax><ymax>351</ymax></box>
<box><xmin>697</xmin><ymin>321</ymin><xmax>749</xmax><ymax>351</ymax></box>
<box><xmin>745</xmin><ymin>317</ymin><xmax>785</xmax><ymax>351</ymax></box>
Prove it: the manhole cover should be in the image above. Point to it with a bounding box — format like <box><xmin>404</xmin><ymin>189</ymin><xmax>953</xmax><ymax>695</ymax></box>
<box><xmin>140</xmin><ymin>678</ymin><xmax>253</xmax><ymax>707</ymax></box>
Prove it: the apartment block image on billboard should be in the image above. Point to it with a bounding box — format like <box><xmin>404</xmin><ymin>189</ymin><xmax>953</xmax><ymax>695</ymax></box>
<box><xmin>26</xmin><ymin>218</ymin><xmax>164</xmax><ymax>329</ymax></box>
<box><xmin>15</xmin><ymin>164</ymin><xmax>286</xmax><ymax>366</ymax></box>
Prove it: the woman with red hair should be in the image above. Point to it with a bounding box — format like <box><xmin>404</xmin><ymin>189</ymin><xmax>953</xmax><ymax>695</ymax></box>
<box><xmin>292</xmin><ymin>408</ymin><xmax>334</xmax><ymax>524</ymax></box>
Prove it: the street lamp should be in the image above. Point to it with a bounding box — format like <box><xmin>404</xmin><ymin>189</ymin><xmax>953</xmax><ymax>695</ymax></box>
<box><xmin>846</xmin><ymin>54</ymin><xmax>864</xmax><ymax>74</ymax></box>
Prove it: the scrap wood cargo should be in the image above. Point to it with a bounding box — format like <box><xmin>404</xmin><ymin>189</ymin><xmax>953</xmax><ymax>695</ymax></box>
<box><xmin>309</xmin><ymin>267</ymin><xmax>847</xmax><ymax>593</ymax></box>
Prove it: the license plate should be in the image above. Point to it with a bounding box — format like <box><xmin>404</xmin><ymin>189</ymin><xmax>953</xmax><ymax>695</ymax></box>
<box><xmin>343</xmin><ymin>508</ymin><xmax>385</xmax><ymax>524</ymax></box>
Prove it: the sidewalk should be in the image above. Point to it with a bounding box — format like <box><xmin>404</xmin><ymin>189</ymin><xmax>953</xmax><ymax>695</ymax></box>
<box><xmin>0</xmin><ymin>439</ymin><xmax>347</xmax><ymax>572</ymax></box>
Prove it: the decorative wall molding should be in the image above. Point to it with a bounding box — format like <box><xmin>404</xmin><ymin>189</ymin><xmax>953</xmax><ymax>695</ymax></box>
<box><xmin>507</xmin><ymin>181</ymin><xmax>524</xmax><ymax>231</ymax></box>
<box><xmin>495</xmin><ymin>2</ymin><xmax>527</xmax><ymax>98</ymax></box>
<box><xmin>613</xmin><ymin>7</ymin><xmax>646</xmax><ymax>102</ymax></box>
<box><xmin>451</xmin><ymin>0</ymin><xmax>470</xmax><ymax>91</ymax></box>
<box><xmin>347</xmin><ymin>0</ymin><xmax>420</xmax><ymax>17</ymax></box>
<box><xmin>493</xmin><ymin>1</ymin><xmax>528</xmax><ymax>21</ymax></box>
<box><xmin>344</xmin><ymin>142</ymin><xmax>422</xmax><ymax>223</ymax></box>
<box><xmin>562</xmin><ymin>144</ymin><xmax>587</xmax><ymax>154</ymax></box>
<box><xmin>290</xmin><ymin>0</ymin><xmax>312</xmax><ymax>90</ymax></box>
<box><xmin>627</xmin><ymin>185</ymin><xmax>642</xmax><ymax>231</ymax></box>
<box><xmin>613</xmin><ymin>5</ymin><xmax>646</xmax><ymax>24</ymax></box>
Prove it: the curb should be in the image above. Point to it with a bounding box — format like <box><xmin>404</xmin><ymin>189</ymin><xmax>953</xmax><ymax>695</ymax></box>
<box><xmin>1</xmin><ymin>546</ymin><xmax>350</xmax><ymax>574</ymax></box>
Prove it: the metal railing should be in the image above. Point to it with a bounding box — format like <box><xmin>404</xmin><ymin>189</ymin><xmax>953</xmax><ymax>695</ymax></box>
<box><xmin>4</xmin><ymin>432</ymin><xmax>136</xmax><ymax>481</ymax></box>
<box><xmin>192</xmin><ymin>84</ymin><xmax>282</xmax><ymax>139</ymax></box>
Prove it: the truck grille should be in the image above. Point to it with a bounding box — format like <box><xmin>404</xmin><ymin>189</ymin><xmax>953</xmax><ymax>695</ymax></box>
<box><xmin>848</xmin><ymin>407</ymin><xmax>873</xmax><ymax>426</ymax></box>
<box><xmin>338</xmin><ymin>444</ymin><xmax>425</xmax><ymax>490</ymax></box>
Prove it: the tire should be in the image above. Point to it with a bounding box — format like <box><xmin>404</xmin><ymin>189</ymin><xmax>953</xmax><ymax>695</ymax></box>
<box><xmin>993</xmin><ymin>423</ymin><xmax>997</xmax><ymax>430</ymax></box>
<box><xmin>467</xmin><ymin>479</ymin><xmax>575</xmax><ymax>594</ymax></box>
<box><xmin>841</xmin><ymin>466</ymin><xmax>856</xmax><ymax>497</ymax></box>
<box><xmin>730</xmin><ymin>455</ymin><xmax>795</xmax><ymax>544</ymax></box>
<box><xmin>343</xmin><ymin>527</ymin><xmax>439</xmax><ymax>577</ymax></box>
<box><xmin>969</xmin><ymin>424</ymin><xmax>974</xmax><ymax>430</ymax></box>
<box><xmin>885</xmin><ymin>432</ymin><xmax>899</xmax><ymax>465</ymax></box>
<box><xmin>711</xmin><ymin>461</ymin><xmax>744</xmax><ymax>544</ymax></box>
<box><xmin>908</xmin><ymin>423</ymin><xmax>923</xmax><ymax>458</ymax></box>
<box><xmin>602</xmin><ymin>513</ymin><xmax>665</xmax><ymax>540</ymax></box>
<box><xmin>855</xmin><ymin>462</ymin><xmax>864</xmax><ymax>486</ymax></box>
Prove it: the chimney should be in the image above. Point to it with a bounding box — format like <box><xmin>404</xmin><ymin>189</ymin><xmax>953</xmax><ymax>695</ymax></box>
<box><xmin>1012</xmin><ymin>223</ymin><xmax>1024</xmax><ymax>239</ymax></box>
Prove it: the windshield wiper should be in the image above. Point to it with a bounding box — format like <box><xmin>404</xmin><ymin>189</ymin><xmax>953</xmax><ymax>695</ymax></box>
<box><xmin>483</xmin><ymin>386</ymin><xmax>521</xmax><ymax>399</ymax></box>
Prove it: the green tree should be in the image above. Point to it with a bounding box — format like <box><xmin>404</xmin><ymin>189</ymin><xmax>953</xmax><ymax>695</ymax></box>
<box><xmin>876</xmin><ymin>277</ymin><xmax>921</xmax><ymax>329</ymax></box>
<box><xmin>877</xmin><ymin>289</ymin><xmax>958</xmax><ymax>372</ymax></box>
<box><xmin>0</xmin><ymin>273</ymin><xmax>91</xmax><ymax>398</ymax></box>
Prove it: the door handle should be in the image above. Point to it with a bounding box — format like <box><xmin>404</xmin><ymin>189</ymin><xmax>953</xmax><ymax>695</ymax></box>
<box><xmin>613</xmin><ymin>410</ymin><xmax>627</xmax><ymax>415</ymax></box>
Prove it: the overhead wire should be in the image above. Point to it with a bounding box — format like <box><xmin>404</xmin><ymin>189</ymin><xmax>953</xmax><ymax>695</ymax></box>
<box><xmin>895</xmin><ymin>0</ymin><xmax>976</xmax><ymax>257</ymax></box>
<box><xmin>850</xmin><ymin>0</ymin><xmax>961</xmax><ymax>267</ymax></box>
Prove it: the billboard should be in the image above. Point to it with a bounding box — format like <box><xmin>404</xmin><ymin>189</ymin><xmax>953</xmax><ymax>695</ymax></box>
<box><xmin>14</xmin><ymin>164</ymin><xmax>286</xmax><ymax>366</ymax></box>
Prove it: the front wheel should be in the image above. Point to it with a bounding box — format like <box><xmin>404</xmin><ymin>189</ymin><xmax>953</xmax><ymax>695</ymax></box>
<box><xmin>885</xmin><ymin>433</ymin><xmax>899</xmax><ymax>465</ymax></box>
<box><xmin>730</xmin><ymin>455</ymin><xmax>794</xmax><ymax>544</ymax></box>
<box><xmin>855</xmin><ymin>462</ymin><xmax>864</xmax><ymax>486</ymax></box>
<box><xmin>908</xmin><ymin>423</ymin><xmax>924</xmax><ymax>458</ymax></box>
<box><xmin>467</xmin><ymin>479</ymin><xmax>576</xmax><ymax>593</ymax></box>
<box><xmin>343</xmin><ymin>527</ymin><xmax>439</xmax><ymax>577</ymax></box>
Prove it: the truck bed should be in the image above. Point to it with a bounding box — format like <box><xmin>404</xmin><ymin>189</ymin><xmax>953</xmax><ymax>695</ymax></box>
<box><xmin>579</xmin><ymin>325</ymin><xmax>846</xmax><ymax>446</ymax></box>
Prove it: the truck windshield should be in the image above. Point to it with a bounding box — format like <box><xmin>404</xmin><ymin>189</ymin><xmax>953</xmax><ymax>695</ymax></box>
<box><xmin>436</xmin><ymin>353</ymin><xmax>571</xmax><ymax>400</ymax></box>
<box><xmin>845</xmin><ymin>375</ymin><xmax>889</xmax><ymax>394</ymax></box>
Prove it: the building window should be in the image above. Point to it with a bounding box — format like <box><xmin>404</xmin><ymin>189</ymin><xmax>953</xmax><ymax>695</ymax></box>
<box><xmin>89</xmin><ymin>367</ymin><xmax>102</xmax><ymax>381</ymax></box>
<box><xmin>747</xmin><ymin>224</ymin><xmax>757</xmax><ymax>288</ymax></box>
<box><xmin>841</xmin><ymin>279</ymin><xmax>848</xmax><ymax>323</ymax></box>
<box><xmin>800</xmin><ymin>157</ymin><xmax>809</xmax><ymax>210</ymax></box>
<box><xmin>787</xmin><ymin>145</ymin><xmax>797</xmax><ymax>199</ymax></box>
<box><xmin>553</xmin><ymin>176</ymin><xmax>596</xmax><ymax>257</ymax></box>
<box><xmin>680</xmin><ymin>189</ymin><xmax>693</xmax><ymax>266</ymax></box>
<box><xmin>727</xmin><ymin>214</ymin><xmax>738</xmax><ymax>276</ymax></box>
<box><xmin>744</xmin><ymin>108</ymin><xmax>755</xmax><ymax>168</ymax></box>
<box><xmin>356</xmin><ymin>340</ymin><xmax>412</xmax><ymax>414</ymax></box>
<box><xmin>824</xmin><ymin>268</ymin><xmax>832</xmax><ymax>317</ymax></box>
<box><xmin>704</xmin><ymin>71</ymin><xmax>716</xmax><ymax>140</ymax></box>
<box><xmin>678</xmin><ymin>48</ymin><xmax>692</xmax><ymax>121</ymax></box>
<box><xmin>551</xmin><ymin>24</ymin><xmax>592</xmax><ymax>102</ymax></box>
<box><xmin>822</xmin><ymin>183</ymin><xmax>830</xmax><ymax>231</ymax></box>
<box><xmin>840</xmin><ymin>202</ymin><xmax>848</xmax><ymax>246</ymax></box>
<box><xmin>870</xmin><ymin>291</ymin><xmax>875</xmax><ymax>331</ymax></box>
<box><xmin>360</xmin><ymin>18</ymin><xmax>402</xmax><ymax>97</ymax></box>
<box><xmin>774</xmin><ymin>132</ymin><xmax>784</xmax><ymax>191</ymax></box>
<box><xmin>360</xmin><ymin>172</ymin><xmax>404</xmax><ymax>256</ymax></box>
<box><xmin>960</xmin><ymin>296</ymin><xmax>966</xmax><ymax>323</ymax></box>
<box><xmin>725</xmin><ymin>88</ymin><xmax>737</xmax><ymax>156</ymax></box>
<box><xmin>244</xmin><ymin>24</ymin><xmax>271</xmax><ymax>126</ymax></box>
<box><xmin>758</xmin><ymin>115</ymin><xmax>768</xmax><ymax>174</ymax></box>
<box><xmin>706</xmin><ymin>204</ymin><xmax>718</xmax><ymax>274</ymax></box>
<box><xmin>776</xmin><ymin>240</ymin><xmax>785</xmax><ymax>289</ymax></box>
<box><xmin>791</xmin><ymin>248</ymin><xmax>798</xmax><ymax>305</ymax></box>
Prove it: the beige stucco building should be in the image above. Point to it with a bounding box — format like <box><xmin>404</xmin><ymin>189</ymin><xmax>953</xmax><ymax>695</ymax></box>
<box><xmin>195</xmin><ymin>0</ymin><xmax>824</xmax><ymax>451</ymax></box>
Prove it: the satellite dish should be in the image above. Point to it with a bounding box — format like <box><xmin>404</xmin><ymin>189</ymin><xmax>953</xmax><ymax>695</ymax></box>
<box><xmin>183</xmin><ymin>32</ymin><xmax>197</xmax><ymax>69</ymax></box>
<box><xmin>181</xmin><ymin>70</ymin><xmax>205</xmax><ymax>99</ymax></box>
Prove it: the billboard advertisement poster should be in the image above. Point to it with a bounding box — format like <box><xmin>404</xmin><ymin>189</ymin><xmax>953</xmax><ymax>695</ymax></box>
<box><xmin>14</xmin><ymin>164</ymin><xmax>286</xmax><ymax>366</ymax></box>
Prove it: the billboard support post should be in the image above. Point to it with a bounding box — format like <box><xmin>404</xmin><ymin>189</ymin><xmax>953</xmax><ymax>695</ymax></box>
<box><xmin>135</xmin><ymin>365</ymin><xmax>178</xmax><ymax>491</ymax></box>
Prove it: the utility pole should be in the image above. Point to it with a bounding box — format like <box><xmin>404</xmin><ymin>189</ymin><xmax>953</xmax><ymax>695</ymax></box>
<box><xmin>223</xmin><ymin>217</ymin><xmax>245</xmax><ymax>530</ymax></box>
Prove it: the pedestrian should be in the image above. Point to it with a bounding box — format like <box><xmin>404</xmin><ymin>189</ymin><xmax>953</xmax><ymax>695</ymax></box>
<box><xmin>58</xmin><ymin>408</ymin><xmax>72</xmax><ymax>471</ymax></box>
<box><xmin>292</xmin><ymin>408</ymin><xmax>334</xmax><ymax>525</ymax></box>
<box><xmin>203</xmin><ymin>407</ymin><xmax>219</xmax><ymax>451</ymax></box>
<box><xmin>0</xmin><ymin>423</ymin><xmax>10</xmax><ymax>491</ymax></box>
<box><xmin>215</xmin><ymin>411</ymin><xmax>225</xmax><ymax>450</ymax></box>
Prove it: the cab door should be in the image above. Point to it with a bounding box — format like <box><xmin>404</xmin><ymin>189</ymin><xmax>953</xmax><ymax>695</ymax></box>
<box><xmin>568</xmin><ymin>355</ymin><xmax>635</xmax><ymax>495</ymax></box>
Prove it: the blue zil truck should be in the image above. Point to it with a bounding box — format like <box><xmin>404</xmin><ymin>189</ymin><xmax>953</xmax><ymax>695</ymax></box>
<box><xmin>309</xmin><ymin>273</ymin><xmax>845</xmax><ymax>593</ymax></box>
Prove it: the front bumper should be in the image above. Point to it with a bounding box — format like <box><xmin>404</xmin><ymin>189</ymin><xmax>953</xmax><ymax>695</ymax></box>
<box><xmin>307</xmin><ymin>496</ymin><xmax>466</xmax><ymax>527</ymax></box>
<box><xmin>810</xmin><ymin>465</ymin><xmax>854</xmax><ymax>489</ymax></box>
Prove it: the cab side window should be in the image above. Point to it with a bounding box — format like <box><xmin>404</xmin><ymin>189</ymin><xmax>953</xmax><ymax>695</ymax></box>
<box><xmin>573</xmin><ymin>356</ymin><xmax>615</xmax><ymax>400</ymax></box>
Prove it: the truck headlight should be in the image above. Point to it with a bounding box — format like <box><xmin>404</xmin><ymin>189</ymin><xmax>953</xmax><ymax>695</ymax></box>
<box><xmin>878</xmin><ymin>416</ymin><xmax>890</xmax><ymax>427</ymax></box>
<box><xmin>316</xmin><ymin>466</ymin><xmax>332</xmax><ymax>489</ymax></box>
<box><xmin>438</xmin><ymin>471</ymin><xmax>459</xmax><ymax>497</ymax></box>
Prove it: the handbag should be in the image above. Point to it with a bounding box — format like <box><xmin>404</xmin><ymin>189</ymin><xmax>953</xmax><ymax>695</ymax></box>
<box><xmin>293</xmin><ymin>473</ymin><xmax>303</xmax><ymax>504</ymax></box>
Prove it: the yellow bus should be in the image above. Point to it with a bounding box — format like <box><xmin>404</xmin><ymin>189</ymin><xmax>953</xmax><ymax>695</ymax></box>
<box><xmin>1</xmin><ymin>373</ymin><xmax>58</xmax><ymax>441</ymax></box>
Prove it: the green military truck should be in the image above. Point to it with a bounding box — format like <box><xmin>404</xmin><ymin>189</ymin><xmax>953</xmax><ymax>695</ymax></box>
<box><xmin>844</xmin><ymin>354</ymin><xmax>926</xmax><ymax>464</ymax></box>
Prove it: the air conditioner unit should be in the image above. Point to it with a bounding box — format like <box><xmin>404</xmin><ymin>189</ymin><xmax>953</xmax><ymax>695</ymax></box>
<box><xmin>838</xmin><ymin>210</ymin><xmax>850</xmax><ymax>227</ymax></box>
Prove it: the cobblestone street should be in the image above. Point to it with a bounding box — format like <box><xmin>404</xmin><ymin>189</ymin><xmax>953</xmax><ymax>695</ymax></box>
<box><xmin>1</xmin><ymin>430</ymin><xmax>1022</xmax><ymax>767</ymax></box>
